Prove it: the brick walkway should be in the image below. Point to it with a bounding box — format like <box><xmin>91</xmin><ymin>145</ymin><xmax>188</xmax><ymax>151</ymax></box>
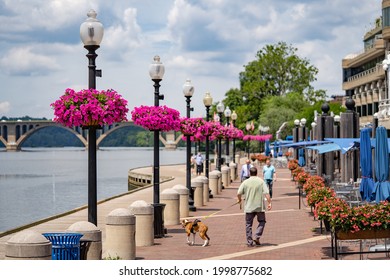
<box><xmin>0</xmin><ymin>159</ymin><xmax>388</xmax><ymax>260</ymax></box>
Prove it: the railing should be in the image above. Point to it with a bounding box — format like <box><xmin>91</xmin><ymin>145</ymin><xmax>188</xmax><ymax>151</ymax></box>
<box><xmin>347</xmin><ymin>64</ymin><xmax>382</xmax><ymax>82</ymax></box>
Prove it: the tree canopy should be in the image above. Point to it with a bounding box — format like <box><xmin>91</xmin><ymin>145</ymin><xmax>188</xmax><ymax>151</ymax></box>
<box><xmin>222</xmin><ymin>41</ymin><xmax>331</xmax><ymax>139</ymax></box>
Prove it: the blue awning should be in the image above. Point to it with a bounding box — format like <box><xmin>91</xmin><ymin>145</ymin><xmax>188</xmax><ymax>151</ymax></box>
<box><xmin>324</xmin><ymin>138</ymin><xmax>359</xmax><ymax>154</ymax></box>
<box><xmin>280</xmin><ymin>140</ymin><xmax>331</xmax><ymax>148</ymax></box>
<box><xmin>306</xmin><ymin>143</ymin><xmax>341</xmax><ymax>154</ymax></box>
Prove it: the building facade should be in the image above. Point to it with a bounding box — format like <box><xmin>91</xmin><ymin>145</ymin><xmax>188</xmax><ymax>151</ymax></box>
<box><xmin>342</xmin><ymin>0</ymin><xmax>390</xmax><ymax>129</ymax></box>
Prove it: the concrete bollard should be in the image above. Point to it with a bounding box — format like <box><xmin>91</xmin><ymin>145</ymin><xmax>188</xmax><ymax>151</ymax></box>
<box><xmin>221</xmin><ymin>166</ymin><xmax>230</xmax><ymax>188</ymax></box>
<box><xmin>196</xmin><ymin>175</ymin><xmax>209</xmax><ymax>204</ymax></box>
<box><xmin>191</xmin><ymin>178</ymin><xmax>204</xmax><ymax>207</ymax></box>
<box><xmin>129</xmin><ymin>200</ymin><xmax>154</xmax><ymax>247</ymax></box>
<box><xmin>172</xmin><ymin>184</ymin><xmax>189</xmax><ymax>218</ymax></box>
<box><xmin>105</xmin><ymin>208</ymin><xmax>136</xmax><ymax>260</ymax></box>
<box><xmin>161</xmin><ymin>189</ymin><xmax>180</xmax><ymax>225</ymax></box>
<box><xmin>214</xmin><ymin>170</ymin><xmax>223</xmax><ymax>193</ymax></box>
<box><xmin>209</xmin><ymin>171</ymin><xmax>219</xmax><ymax>196</ymax></box>
<box><xmin>67</xmin><ymin>221</ymin><xmax>102</xmax><ymax>260</ymax></box>
<box><xmin>229</xmin><ymin>162</ymin><xmax>237</xmax><ymax>182</ymax></box>
<box><xmin>235</xmin><ymin>154</ymin><xmax>240</xmax><ymax>166</ymax></box>
<box><xmin>5</xmin><ymin>230</ymin><xmax>52</xmax><ymax>260</ymax></box>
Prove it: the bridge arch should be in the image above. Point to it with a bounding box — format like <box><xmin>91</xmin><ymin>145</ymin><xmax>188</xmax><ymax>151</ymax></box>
<box><xmin>0</xmin><ymin>120</ymin><xmax>182</xmax><ymax>151</ymax></box>
<box><xmin>15</xmin><ymin>124</ymin><xmax>88</xmax><ymax>150</ymax></box>
<box><xmin>96</xmin><ymin>122</ymin><xmax>133</xmax><ymax>148</ymax></box>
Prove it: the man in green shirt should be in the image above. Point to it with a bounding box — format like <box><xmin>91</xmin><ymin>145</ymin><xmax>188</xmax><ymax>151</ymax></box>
<box><xmin>237</xmin><ymin>167</ymin><xmax>272</xmax><ymax>247</ymax></box>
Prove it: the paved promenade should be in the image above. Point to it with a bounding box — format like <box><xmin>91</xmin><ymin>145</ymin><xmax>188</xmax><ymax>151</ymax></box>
<box><xmin>0</xmin><ymin>158</ymin><xmax>386</xmax><ymax>260</ymax></box>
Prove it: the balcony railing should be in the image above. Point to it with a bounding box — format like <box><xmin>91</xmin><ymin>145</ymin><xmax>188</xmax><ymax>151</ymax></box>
<box><xmin>347</xmin><ymin>64</ymin><xmax>382</xmax><ymax>82</ymax></box>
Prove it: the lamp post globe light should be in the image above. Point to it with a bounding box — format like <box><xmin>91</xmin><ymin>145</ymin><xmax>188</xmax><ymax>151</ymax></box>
<box><xmin>203</xmin><ymin>92</ymin><xmax>213</xmax><ymax>179</ymax></box>
<box><xmin>216</xmin><ymin>101</ymin><xmax>225</xmax><ymax>171</ymax></box>
<box><xmin>224</xmin><ymin>106</ymin><xmax>231</xmax><ymax>165</ymax></box>
<box><xmin>183</xmin><ymin>79</ymin><xmax>196</xmax><ymax>211</ymax></box>
<box><xmin>231</xmin><ymin>110</ymin><xmax>237</xmax><ymax>164</ymax></box>
<box><xmin>80</xmin><ymin>9</ymin><xmax>104</xmax><ymax>226</ymax></box>
<box><xmin>300</xmin><ymin>118</ymin><xmax>307</xmax><ymax>141</ymax></box>
<box><xmin>149</xmin><ymin>55</ymin><xmax>165</xmax><ymax>237</ymax></box>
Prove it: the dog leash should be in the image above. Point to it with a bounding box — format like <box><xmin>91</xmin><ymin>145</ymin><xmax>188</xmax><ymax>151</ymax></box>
<box><xmin>202</xmin><ymin>201</ymin><xmax>241</xmax><ymax>220</ymax></box>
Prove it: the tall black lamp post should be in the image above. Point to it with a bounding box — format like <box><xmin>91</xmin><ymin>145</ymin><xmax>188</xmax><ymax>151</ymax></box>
<box><xmin>333</xmin><ymin>115</ymin><xmax>340</xmax><ymax>173</ymax></box>
<box><xmin>203</xmin><ymin>92</ymin><xmax>213</xmax><ymax>179</ymax></box>
<box><xmin>245</xmin><ymin>121</ymin><xmax>253</xmax><ymax>159</ymax></box>
<box><xmin>231</xmin><ymin>110</ymin><xmax>237</xmax><ymax>164</ymax></box>
<box><xmin>293</xmin><ymin>119</ymin><xmax>300</xmax><ymax>160</ymax></box>
<box><xmin>216</xmin><ymin>101</ymin><xmax>225</xmax><ymax>171</ymax></box>
<box><xmin>224</xmin><ymin>106</ymin><xmax>231</xmax><ymax>166</ymax></box>
<box><xmin>311</xmin><ymin>121</ymin><xmax>317</xmax><ymax>163</ymax></box>
<box><xmin>149</xmin><ymin>55</ymin><xmax>165</xmax><ymax>237</ymax></box>
<box><xmin>183</xmin><ymin>79</ymin><xmax>196</xmax><ymax>211</ymax></box>
<box><xmin>80</xmin><ymin>9</ymin><xmax>104</xmax><ymax>226</ymax></box>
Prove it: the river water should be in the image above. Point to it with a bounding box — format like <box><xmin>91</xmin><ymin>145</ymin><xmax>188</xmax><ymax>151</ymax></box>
<box><xmin>0</xmin><ymin>147</ymin><xmax>186</xmax><ymax>233</ymax></box>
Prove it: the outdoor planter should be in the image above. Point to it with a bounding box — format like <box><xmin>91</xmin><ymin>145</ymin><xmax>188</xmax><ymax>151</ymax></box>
<box><xmin>335</xmin><ymin>228</ymin><xmax>390</xmax><ymax>240</ymax></box>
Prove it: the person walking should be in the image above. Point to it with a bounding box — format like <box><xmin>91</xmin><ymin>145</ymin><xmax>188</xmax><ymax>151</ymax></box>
<box><xmin>240</xmin><ymin>159</ymin><xmax>253</xmax><ymax>181</ymax></box>
<box><xmin>262</xmin><ymin>159</ymin><xmax>276</xmax><ymax>198</ymax></box>
<box><xmin>237</xmin><ymin>167</ymin><xmax>272</xmax><ymax>247</ymax></box>
<box><xmin>195</xmin><ymin>152</ymin><xmax>204</xmax><ymax>175</ymax></box>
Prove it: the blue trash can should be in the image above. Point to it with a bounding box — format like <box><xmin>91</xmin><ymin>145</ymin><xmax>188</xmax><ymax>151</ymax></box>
<box><xmin>43</xmin><ymin>233</ymin><xmax>83</xmax><ymax>260</ymax></box>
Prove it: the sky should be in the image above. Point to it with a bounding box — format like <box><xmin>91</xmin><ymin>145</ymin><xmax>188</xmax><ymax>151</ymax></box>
<box><xmin>0</xmin><ymin>0</ymin><xmax>382</xmax><ymax>120</ymax></box>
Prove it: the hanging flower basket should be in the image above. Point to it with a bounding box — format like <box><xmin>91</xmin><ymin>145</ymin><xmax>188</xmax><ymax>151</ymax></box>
<box><xmin>180</xmin><ymin>117</ymin><xmax>205</xmax><ymax>136</ymax></box>
<box><xmin>51</xmin><ymin>88</ymin><xmax>129</xmax><ymax>127</ymax></box>
<box><xmin>131</xmin><ymin>105</ymin><xmax>181</xmax><ymax>131</ymax></box>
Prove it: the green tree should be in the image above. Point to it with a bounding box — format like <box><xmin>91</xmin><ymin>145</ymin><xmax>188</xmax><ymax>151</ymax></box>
<box><xmin>223</xmin><ymin>42</ymin><xmax>326</xmax><ymax>126</ymax></box>
<box><xmin>258</xmin><ymin>93</ymin><xmax>310</xmax><ymax>140</ymax></box>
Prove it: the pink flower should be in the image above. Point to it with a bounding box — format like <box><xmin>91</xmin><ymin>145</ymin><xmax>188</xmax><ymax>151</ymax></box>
<box><xmin>131</xmin><ymin>105</ymin><xmax>181</xmax><ymax>132</ymax></box>
<box><xmin>180</xmin><ymin>117</ymin><xmax>205</xmax><ymax>136</ymax></box>
<box><xmin>51</xmin><ymin>88</ymin><xmax>128</xmax><ymax>127</ymax></box>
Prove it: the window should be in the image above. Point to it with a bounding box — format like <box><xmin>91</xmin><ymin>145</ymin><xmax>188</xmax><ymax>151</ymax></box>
<box><xmin>383</xmin><ymin>7</ymin><xmax>390</xmax><ymax>26</ymax></box>
<box><xmin>368</xmin><ymin>103</ymin><xmax>373</xmax><ymax>116</ymax></box>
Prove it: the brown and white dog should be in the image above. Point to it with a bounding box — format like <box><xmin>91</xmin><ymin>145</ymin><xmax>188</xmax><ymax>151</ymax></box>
<box><xmin>181</xmin><ymin>219</ymin><xmax>210</xmax><ymax>247</ymax></box>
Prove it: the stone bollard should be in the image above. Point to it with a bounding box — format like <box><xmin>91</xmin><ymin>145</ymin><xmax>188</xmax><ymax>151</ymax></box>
<box><xmin>105</xmin><ymin>208</ymin><xmax>136</xmax><ymax>260</ymax></box>
<box><xmin>129</xmin><ymin>200</ymin><xmax>154</xmax><ymax>247</ymax></box>
<box><xmin>221</xmin><ymin>166</ymin><xmax>230</xmax><ymax>188</ymax></box>
<box><xmin>213</xmin><ymin>170</ymin><xmax>222</xmax><ymax>193</ymax></box>
<box><xmin>5</xmin><ymin>230</ymin><xmax>52</xmax><ymax>260</ymax></box>
<box><xmin>196</xmin><ymin>175</ymin><xmax>209</xmax><ymax>204</ymax></box>
<box><xmin>229</xmin><ymin>162</ymin><xmax>237</xmax><ymax>182</ymax></box>
<box><xmin>161</xmin><ymin>189</ymin><xmax>180</xmax><ymax>225</ymax></box>
<box><xmin>191</xmin><ymin>178</ymin><xmax>204</xmax><ymax>207</ymax></box>
<box><xmin>235</xmin><ymin>154</ymin><xmax>240</xmax><ymax>166</ymax></box>
<box><xmin>67</xmin><ymin>221</ymin><xmax>102</xmax><ymax>260</ymax></box>
<box><xmin>172</xmin><ymin>184</ymin><xmax>189</xmax><ymax>218</ymax></box>
<box><xmin>209</xmin><ymin>170</ymin><xmax>219</xmax><ymax>196</ymax></box>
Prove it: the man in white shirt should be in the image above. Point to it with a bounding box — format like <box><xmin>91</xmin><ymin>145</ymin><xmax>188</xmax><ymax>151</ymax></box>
<box><xmin>195</xmin><ymin>152</ymin><xmax>204</xmax><ymax>175</ymax></box>
<box><xmin>240</xmin><ymin>159</ymin><xmax>253</xmax><ymax>181</ymax></box>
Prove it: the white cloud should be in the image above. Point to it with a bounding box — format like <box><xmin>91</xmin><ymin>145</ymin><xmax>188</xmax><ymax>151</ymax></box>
<box><xmin>103</xmin><ymin>8</ymin><xmax>142</xmax><ymax>58</ymax></box>
<box><xmin>1</xmin><ymin>0</ymin><xmax>94</xmax><ymax>31</ymax></box>
<box><xmin>0</xmin><ymin>47</ymin><xmax>61</xmax><ymax>76</ymax></box>
<box><xmin>0</xmin><ymin>101</ymin><xmax>11</xmax><ymax>114</ymax></box>
<box><xmin>0</xmin><ymin>0</ymin><xmax>384</xmax><ymax>118</ymax></box>
<box><xmin>0</xmin><ymin>101</ymin><xmax>10</xmax><ymax>114</ymax></box>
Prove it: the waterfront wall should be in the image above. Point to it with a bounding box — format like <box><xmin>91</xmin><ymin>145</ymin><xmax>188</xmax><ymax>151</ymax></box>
<box><xmin>128</xmin><ymin>168</ymin><xmax>174</xmax><ymax>189</ymax></box>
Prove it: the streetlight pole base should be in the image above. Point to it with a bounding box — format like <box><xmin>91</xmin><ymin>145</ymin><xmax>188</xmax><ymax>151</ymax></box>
<box><xmin>152</xmin><ymin>203</ymin><xmax>166</xmax><ymax>238</ymax></box>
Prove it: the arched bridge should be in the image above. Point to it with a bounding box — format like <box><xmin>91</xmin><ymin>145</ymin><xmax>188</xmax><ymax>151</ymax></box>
<box><xmin>0</xmin><ymin>120</ymin><xmax>182</xmax><ymax>151</ymax></box>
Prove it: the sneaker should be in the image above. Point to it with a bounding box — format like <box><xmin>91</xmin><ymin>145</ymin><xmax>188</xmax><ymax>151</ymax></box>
<box><xmin>253</xmin><ymin>239</ymin><xmax>261</xmax><ymax>246</ymax></box>
<box><xmin>247</xmin><ymin>243</ymin><xmax>255</xmax><ymax>247</ymax></box>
